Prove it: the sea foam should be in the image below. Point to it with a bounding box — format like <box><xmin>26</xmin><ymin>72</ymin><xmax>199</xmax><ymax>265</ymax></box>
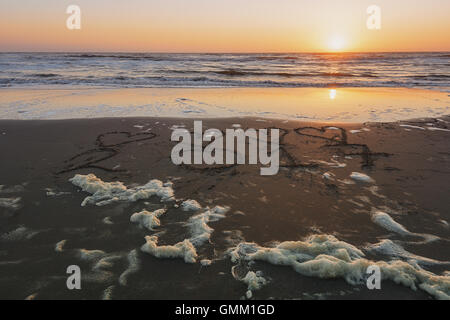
<box><xmin>118</xmin><ymin>249</ymin><xmax>141</xmax><ymax>286</ymax></box>
<box><xmin>371</xmin><ymin>210</ymin><xmax>439</xmax><ymax>243</ymax></box>
<box><xmin>1</xmin><ymin>226</ymin><xmax>39</xmax><ymax>242</ymax></box>
<box><xmin>139</xmin><ymin>205</ymin><xmax>229</xmax><ymax>262</ymax></box>
<box><xmin>371</xmin><ymin>211</ymin><xmax>411</xmax><ymax>236</ymax></box>
<box><xmin>242</xmin><ymin>271</ymin><xmax>267</xmax><ymax>291</ymax></box>
<box><xmin>187</xmin><ymin>206</ymin><xmax>229</xmax><ymax>246</ymax></box>
<box><xmin>141</xmin><ymin>235</ymin><xmax>198</xmax><ymax>264</ymax></box>
<box><xmin>366</xmin><ymin>239</ymin><xmax>450</xmax><ymax>267</ymax></box>
<box><xmin>350</xmin><ymin>172</ymin><xmax>375</xmax><ymax>183</ymax></box>
<box><xmin>229</xmin><ymin>234</ymin><xmax>450</xmax><ymax>300</ymax></box>
<box><xmin>55</xmin><ymin>240</ymin><xmax>67</xmax><ymax>252</ymax></box>
<box><xmin>130</xmin><ymin>209</ymin><xmax>167</xmax><ymax>230</ymax></box>
<box><xmin>181</xmin><ymin>199</ymin><xmax>202</xmax><ymax>212</ymax></box>
<box><xmin>70</xmin><ymin>174</ymin><xmax>175</xmax><ymax>206</ymax></box>
<box><xmin>0</xmin><ymin>197</ymin><xmax>21</xmax><ymax>210</ymax></box>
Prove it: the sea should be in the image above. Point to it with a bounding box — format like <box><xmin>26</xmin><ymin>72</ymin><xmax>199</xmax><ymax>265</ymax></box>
<box><xmin>1</xmin><ymin>52</ymin><xmax>449</xmax><ymax>89</ymax></box>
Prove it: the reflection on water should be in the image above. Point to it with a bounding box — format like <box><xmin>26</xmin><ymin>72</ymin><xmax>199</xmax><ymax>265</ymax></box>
<box><xmin>329</xmin><ymin>89</ymin><xmax>337</xmax><ymax>100</ymax></box>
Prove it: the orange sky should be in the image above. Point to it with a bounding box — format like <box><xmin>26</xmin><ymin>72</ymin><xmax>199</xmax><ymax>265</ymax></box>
<box><xmin>0</xmin><ymin>0</ymin><xmax>449</xmax><ymax>52</ymax></box>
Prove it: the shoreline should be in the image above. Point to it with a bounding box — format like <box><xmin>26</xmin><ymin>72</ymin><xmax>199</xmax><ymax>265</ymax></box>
<box><xmin>0</xmin><ymin>87</ymin><xmax>449</xmax><ymax>123</ymax></box>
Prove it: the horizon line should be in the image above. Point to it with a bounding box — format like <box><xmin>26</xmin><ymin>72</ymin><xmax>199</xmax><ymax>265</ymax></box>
<box><xmin>1</xmin><ymin>50</ymin><xmax>449</xmax><ymax>54</ymax></box>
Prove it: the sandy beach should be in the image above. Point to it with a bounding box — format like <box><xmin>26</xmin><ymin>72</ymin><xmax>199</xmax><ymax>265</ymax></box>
<box><xmin>1</xmin><ymin>115</ymin><xmax>449</xmax><ymax>300</ymax></box>
<box><xmin>1</xmin><ymin>0</ymin><xmax>450</xmax><ymax>307</ymax></box>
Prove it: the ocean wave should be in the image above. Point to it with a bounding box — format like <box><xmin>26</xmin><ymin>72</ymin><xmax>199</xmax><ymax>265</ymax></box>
<box><xmin>31</xmin><ymin>73</ymin><xmax>59</xmax><ymax>78</ymax></box>
<box><xmin>0</xmin><ymin>52</ymin><xmax>448</xmax><ymax>88</ymax></box>
<box><xmin>1</xmin><ymin>76</ymin><xmax>449</xmax><ymax>89</ymax></box>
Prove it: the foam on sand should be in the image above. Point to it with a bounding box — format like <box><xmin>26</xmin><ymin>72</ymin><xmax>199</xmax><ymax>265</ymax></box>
<box><xmin>439</xmin><ymin>220</ymin><xmax>449</xmax><ymax>228</ymax></box>
<box><xmin>0</xmin><ymin>197</ymin><xmax>21</xmax><ymax>210</ymax></box>
<box><xmin>72</xmin><ymin>247</ymin><xmax>142</xmax><ymax>287</ymax></box>
<box><xmin>400</xmin><ymin>124</ymin><xmax>426</xmax><ymax>130</ymax></box>
<box><xmin>93</xmin><ymin>254</ymin><xmax>123</xmax><ymax>272</ymax></box>
<box><xmin>229</xmin><ymin>234</ymin><xmax>450</xmax><ymax>300</ymax></box>
<box><xmin>118</xmin><ymin>249</ymin><xmax>141</xmax><ymax>286</ymax></box>
<box><xmin>45</xmin><ymin>188</ymin><xmax>70</xmax><ymax>197</ymax></box>
<box><xmin>141</xmin><ymin>235</ymin><xmax>198</xmax><ymax>263</ymax></box>
<box><xmin>69</xmin><ymin>173</ymin><xmax>227</xmax><ymax>265</ymax></box>
<box><xmin>350</xmin><ymin>172</ymin><xmax>375</xmax><ymax>183</ymax></box>
<box><xmin>230</xmin><ymin>234</ymin><xmax>364</xmax><ymax>265</ymax></box>
<box><xmin>200</xmin><ymin>259</ymin><xmax>212</xmax><ymax>266</ymax></box>
<box><xmin>78</xmin><ymin>249</ymin><xmax>135</xmax><ymax>285</ymax></box>
<box><xmin>371</xmin><ymin>211</ymin><xmax>411</xmax><ymax>236</ymax></box>
<box><xmin>1</xmin><ymin>226</ymin><xmax>39</xmax><ymax>242</ymax></box>
<box><xmin>102</xmin><ymin>217</ymin><xmax>114</xmax><ymax>225</ymax></box>
<box><xmin>187</xmin><ymin>206</ymin><xmax>229</xmax><ymax>246</ymax></box>
<box><xmin>101</xmin><ymin>285</ymin><xmax>115</xmax><ymax>300</ymax></box>
<box><xmin>242</xmin><ymin>271</ymin><xmax>268</xmax><ymax>291</ymax></box>
<box><xmin>366</xmin><ymin>240</ymin><xmax>450</xmax><ymax>267</ymax></box>
<box><xmin>427</xmin><ymin>127</ymin><xmax>450</xmax><ymax>132</ymax></box>
<box><xmin>130</xmin><ymin>208</ymin><xmax>167</xmax><ymax>231</ymax></box>
<box><xmin>138</xmin><ymin>202</ymin><xmax>226</xmax><ymax>262</ymax></box>
<box><xmin>232</xmin><ymin>267</ymin><xmax>268</xmax><ymax>299</ymax></box>
<box><xmin>317</xmin><ymin>159</ymin><xmax>347</xmax><ymax>168</ymax></box>
<box><xmin>70</xmin><ymin>174</ymin><xmax>174</xmax><ymax>206</ymax></box>
<box><xmin>241</xmin><ymin>271</ymin><xmax>267</xmax><ymax>299</ymax></box>
<box><xmin>371</xmin><ymin>210</ymin><xmax>438</xmax><ymax>243</ymax></box>
<box><xmin>25</xmin><ymin>293</ymin><xmax>38</xmax><ymax>300</ymax></box>
<box><xmin>322</xmin><ymin>172</ymin><xmax>335</xmax><ymax>181</ymax></box>
<box><xmin>77</xmin><ymin>248</ymin><xmax>106</xmax><ymax>262</ymax></box>
<box><xmin>181</xmin><ymin>199</ymin><xmax>202</xmax><ymax>212</ymax></box>
<box><xmin>55</xmin><ymin>240</ymin><xmax>67</xmax><ymax>252</ymax></box>
<box><xmin>0</xmin><ymin>184</ymin><xmax>26</xmax><ymax>194</ymax></box>
<box><xmin>72</xmin><ymin>249</ymin><xmax>117</xmax><ymax>283</ymax></box>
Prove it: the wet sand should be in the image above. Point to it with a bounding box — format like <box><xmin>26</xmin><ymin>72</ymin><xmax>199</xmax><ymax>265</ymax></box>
<box><xmin>0</xmin><ymin>87</ymin><xmax>449</xmax><ymax>122</ymax></box>
<box><xmin>0</xmin><ymin>116</ymin><xmax>449</xmax><ymax>300</ymax></box>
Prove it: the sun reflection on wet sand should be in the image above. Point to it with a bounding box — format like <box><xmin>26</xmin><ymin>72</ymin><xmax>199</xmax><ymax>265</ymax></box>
<box><xmin>329</xmin><ymin>89</ymin><xmax>337</xmax><ymax>100</ymax></box>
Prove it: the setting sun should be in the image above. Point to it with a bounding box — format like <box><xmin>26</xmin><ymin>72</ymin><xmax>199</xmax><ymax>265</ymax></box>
<box><xmin>328</xmin><ymin>36</ymin><xmax>347</xmax><ymax>52</ymax></box>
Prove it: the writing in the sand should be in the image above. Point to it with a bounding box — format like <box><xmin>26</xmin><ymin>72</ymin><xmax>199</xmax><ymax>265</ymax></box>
<box><xmin>171</xmin><ymin>121</ymin><xmax>279</xmax><ymax>176</ymax></box>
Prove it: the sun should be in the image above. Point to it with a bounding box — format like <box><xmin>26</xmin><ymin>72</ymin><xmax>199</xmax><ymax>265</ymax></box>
<box><xmin>328</xmin><ymin>36</ymin><xmax>346</xmax><ymax>52</ymax></box>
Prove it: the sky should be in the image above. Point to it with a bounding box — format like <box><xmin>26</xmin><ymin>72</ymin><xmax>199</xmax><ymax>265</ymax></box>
<box><xmin>0</xmin><ymin>0</ymin><xmax>449</xmax><ymax>52</ymax></box>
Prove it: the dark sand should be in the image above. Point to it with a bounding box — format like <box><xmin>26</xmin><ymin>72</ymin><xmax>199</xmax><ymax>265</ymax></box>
<box><xmin>0</xmin><ymin>116</ymin><xmax>449</xmax><ymax>300</ymax></box>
